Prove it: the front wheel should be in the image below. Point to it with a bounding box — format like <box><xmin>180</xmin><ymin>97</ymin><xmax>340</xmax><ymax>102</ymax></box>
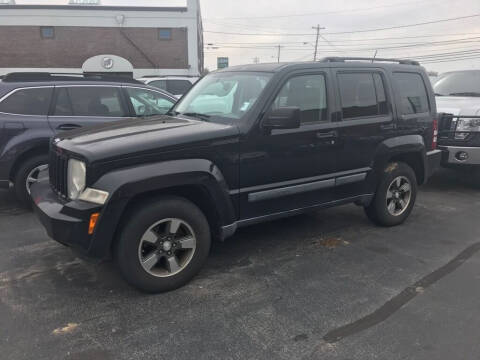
<box><xmin>13</xmin><ymin>155</ymin><xmax>49</xmax><ymax>208</ymax></box>
<box><xmin>364</xmin><ymin>162</ymin><xmax>417</xmax><ymax>227</ymax></box>
<box><xmin>115</xmin><ymin>196</ymin><xmax>211</xmax><ymax>293</ymax></box>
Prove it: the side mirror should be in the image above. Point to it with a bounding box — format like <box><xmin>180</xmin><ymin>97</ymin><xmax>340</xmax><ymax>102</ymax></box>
<box><xmin>262</xmin><ymin>107</ymin><xmax>301</xmax><ymax>130</ymax></box>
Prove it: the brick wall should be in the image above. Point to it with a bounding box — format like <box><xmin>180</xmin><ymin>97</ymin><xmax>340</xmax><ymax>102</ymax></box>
<box><xmin>0</xmin><ymin>26</ymin><xmax>189</xmax><ymax>69</ymax></box>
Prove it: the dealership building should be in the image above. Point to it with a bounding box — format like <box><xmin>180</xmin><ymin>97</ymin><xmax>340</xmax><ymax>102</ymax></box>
<box><xmin>0</xmin><ymin>0</ymin><xmax>203</xmax><ymax>78</ymax></box>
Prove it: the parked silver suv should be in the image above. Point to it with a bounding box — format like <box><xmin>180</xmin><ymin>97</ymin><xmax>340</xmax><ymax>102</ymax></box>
<box><xmin>0</xmin><ymin>72</ymin><xmax>177</xmax><ymax>206</ymax></box>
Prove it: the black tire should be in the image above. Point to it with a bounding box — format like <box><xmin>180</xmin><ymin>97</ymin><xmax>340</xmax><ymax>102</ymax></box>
<box><xmin>13</xmin><ymin>154</ymin><xmax>49</xmax><ymax>208</ymax></box>
<box><xmin>115</xmin><ymin>196</ymin><xmax>211</xmax><ymax>293</ymax></box>
<box><xmin>364</xmin><ymin>162</ymin><xmax>417</xmax><ymax>227</ymax></box>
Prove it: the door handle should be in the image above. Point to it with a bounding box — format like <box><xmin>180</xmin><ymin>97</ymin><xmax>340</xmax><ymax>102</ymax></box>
<box><xmin>316</xmin><ymin>130</ymin><xmax>338</xmax><ymax>139</ymax></box>
<box><xmin>56</xmin><ymin>124</ymin><xmax>81</xmax><ymax>131</ymax></box>
<box><xmin>380</xmin><ymin>123</ymin><xmax>396</xmax><ymax>130</ymax></box>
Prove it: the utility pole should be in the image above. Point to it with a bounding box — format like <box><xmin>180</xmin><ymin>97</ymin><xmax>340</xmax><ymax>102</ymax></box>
<box><xmin>312</xmin><ymin>24</ymin><xmax>326</xmax><ymax>61</ymax></box>
<box><xmin>253</xmin><ymin>56</ymin><xmax>260</xmax><ymax>64</ymax></box>
<box><xmin>277</xmin><ymin>45</ymin><xmax>282</xmax><ymax>63</ymax></box>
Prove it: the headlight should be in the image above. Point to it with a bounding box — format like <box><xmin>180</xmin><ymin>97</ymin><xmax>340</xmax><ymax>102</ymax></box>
<box><xmin>67</xmin><ymin>159</ymin><xmax>86</xmax><ymax>200</ymax></box>
<box><xmin>455</xmin><ymin>118</ymin><xmax>480</xmax><ymax>140</ymax></box>
<box><xmin>456</xmin><ymin>118</ymin><xmax>480</xmax><ymax>132</ymax></box>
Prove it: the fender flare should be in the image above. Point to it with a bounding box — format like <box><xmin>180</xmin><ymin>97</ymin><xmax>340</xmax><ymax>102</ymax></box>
<box><xmin>367</xmin><ymin>134</ymin><xmax>427</xmax><ymax>190</ymax></box>
<box><xmin>87</xmin><ymin>159</ymin><xmax>236</xmax><ymax>259</ymax></box>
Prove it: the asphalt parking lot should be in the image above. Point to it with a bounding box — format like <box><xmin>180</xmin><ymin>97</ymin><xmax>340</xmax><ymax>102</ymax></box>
<box><xmin>1</xmin><ymin>169</ymin><xmax>480</xmax><ymax>360</ymax></box>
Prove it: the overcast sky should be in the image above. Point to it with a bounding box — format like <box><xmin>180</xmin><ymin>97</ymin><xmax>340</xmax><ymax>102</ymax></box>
<box><xmin>14</xmin><ymin>0</ymin><xmax>480</xmax><ymax>73</ymax></box>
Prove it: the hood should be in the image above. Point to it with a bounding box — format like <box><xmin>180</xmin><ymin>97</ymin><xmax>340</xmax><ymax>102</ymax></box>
<box><xmin>435</xmin><ymin>96</ymin><xmax>480</xmax><ymax>116</ymax></box>
<box><xmin>56</xmin><ymin>115</ymin><xmax>239</xmax><ymax>163</ymax></box>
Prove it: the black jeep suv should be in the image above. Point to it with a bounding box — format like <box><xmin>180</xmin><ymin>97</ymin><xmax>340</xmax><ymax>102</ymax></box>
<box><xmin>31</xmin><ymin>57</ymin><xmax>441</xmax><ymax>293</ymax></box>
<box><xmin>0</xmin><ymin>72</ymin><xmax>177</xmax><ymax>206</ymax></box>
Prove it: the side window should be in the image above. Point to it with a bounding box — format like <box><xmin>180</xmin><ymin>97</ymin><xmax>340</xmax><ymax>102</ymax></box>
<box><xmin>338</xmin><ymin>72</ymin><xmax>388</xmax><ymax>119</ymax></box>
<box><xmin>53</xmin><ymin>88</ymin><xmax>73</xmax><ymax>116</ymax></box>
<box><xmin>393</xmin><ymin>72</ymin><xmax>430</xmax><ymax>115</ymax></box>
<box><xmin>373</xmin><ymin>73</ymin><xmax>389</xmax><ymax>115</ymax></box>
<box><xmin>272</xmin><ymin>74</ymin><xmax>328</xmax><ymax>123</ymax></box>
<box><xmin>126</xmin><ymin>87</ymin><xmax>175</xmax><ymax>116</ymax></box>
<box><xmin>149</xmin><ymin>80</ymin><xmax>167</xmax><ymax>91</ymax></box>
<box><xmin>166</xmin><ymin>80</ymin><xmax>193</xmax><ymax>96</ymax></box>
<box><xmin>66</xmin><ymin>87</ymin><xmax>127</xmax><ymax>117</ymax></box>
<box><xmin>0</xmin><ymin>88</ymin><xmax>53</xmax><ymax>115</ymax></box>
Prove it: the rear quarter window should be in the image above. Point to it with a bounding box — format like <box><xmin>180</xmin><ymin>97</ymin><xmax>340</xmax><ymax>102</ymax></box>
<box><xmin>166</xmin><ymin>80</ymin><xmax>193</xmax><ymax>95</ymax></box>
<box><xmin>393</xmin><ymin>72</ymin><xmax>430</xmax><ymax>115</ymax></box>
<box><xmin>0</xmin><ymin>87</ymin><xmax>53</xmax><ymax>115</ymax></box>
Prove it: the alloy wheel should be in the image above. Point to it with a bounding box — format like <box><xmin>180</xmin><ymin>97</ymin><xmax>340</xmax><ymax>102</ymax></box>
<box><xmin>137</xmin><ymin>218</ymin><xmax>197</xmax><ymax>277</ymax></box>
<box><xmin>385</xmin><ymin>176</ymin><xmax>412</xmax><ymax>216</ymax></box>
<box><xmin>25</xmin><ymin>164</ymin><xmax>49</xmax><ymax>195</ymax></box>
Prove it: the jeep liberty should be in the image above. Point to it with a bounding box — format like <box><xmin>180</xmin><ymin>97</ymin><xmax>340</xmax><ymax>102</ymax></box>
<box><xmin>31</xmin><ymin>58</ymin><xmax>442</xmax><ymax>292</ymax></box>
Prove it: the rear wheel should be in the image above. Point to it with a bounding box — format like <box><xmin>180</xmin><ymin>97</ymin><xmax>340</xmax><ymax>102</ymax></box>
<box><xmin>115</xmin><ymin>196</ymin><xmax>211</xmax><ymax>293</ymax></box>
<box><xmin>365</xmin><ymin>162</ymin><xmax>417</xmax><ymax>227</ymax></box>
<box><xmin>13</xmin><ymin>155</ymin><xmax>49</xmax><ymax>208</ymax></box>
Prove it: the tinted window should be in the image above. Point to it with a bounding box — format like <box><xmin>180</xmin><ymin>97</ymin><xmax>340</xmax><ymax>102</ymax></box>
<box><xmin>338</xmin><ymin>73</ymin><xmax>388</xmax><ymax>119</ymax></box>
<box><xmin>374</xmin><ymin>73</ymin><xmax>389</xmax><ymax>115</ymax></box>
<box><xmin>149</xmin><ymin>80</ymin><xmax>167</xmax><ymax>91</ymax></box>
<box><xmin>166</xmin><ymin>80</ymin><xmax>193</xmax><ymax>96</ymax></box>
<box><xmin>126</xmin><ymin>87</ymin><xmax>175</xmax><ymax>116</ymax></box>
<box><xmin>53</xmin><ymin>88</ymin><xmax>73</xmax><ymax>116</ymax></box>
<box><xmin>272</xmin><ymin>74</ymin><xmax>327</xmax><ymax>123</ymax></box>
<box><xmin>0</xmin><ymin>87</ymin><xmax>53</xmax><ymax>115</ymax></box>
<box><xmin>393</xmin><ymin>72</ymin><xmax>430</xmax><ymax>115</ymax></box>
<box><xmin>63</xmin><ymin>87</ymin><xmax>127</xmax><ymax>117</ymax></box>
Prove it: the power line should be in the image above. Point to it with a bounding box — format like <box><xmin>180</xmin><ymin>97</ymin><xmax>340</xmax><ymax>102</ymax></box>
<box><xmin>207</xmin><ymin>32</ymin><xmax>480</xmax><ymax>45</ymax></box>
<box><xmin>204</xmin><ymin>13</ymin><xmax>480</xmax><ymax>37</ymax></box>
<box><xmin>204</xmin><ymin>0</ymin><xmax>438</xmax><ymax>20</ymax></box>
<box><xmin>422</xmin><ymin>55</ymin><xmax>480</xmax><ymax>63</ymax></box>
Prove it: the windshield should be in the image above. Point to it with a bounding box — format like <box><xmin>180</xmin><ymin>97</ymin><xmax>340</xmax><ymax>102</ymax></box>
<box><xmin>172</xmin><ymin>72</ymin><xmax>273</xmax><ymax>122</ymax></box>
<box><xmin>434</xmin><ymin>71</ymin><xmax>480</xmax><ymax>96</ymax></box>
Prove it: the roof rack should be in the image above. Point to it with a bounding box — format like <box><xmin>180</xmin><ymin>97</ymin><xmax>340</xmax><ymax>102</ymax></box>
<box><xmin>321</xmin><ymin>57</ymin><xmax>420</xmax><ymax>66</ymax></box>
<box><xmin>140</xmin><ymin>75</ymin><xmax>200</xmax><ymax>78</ymax></box>
<box><xmin>2</xmin><ymin>72</ymin><xmax>143</xmax><ymax>84</ymax></box>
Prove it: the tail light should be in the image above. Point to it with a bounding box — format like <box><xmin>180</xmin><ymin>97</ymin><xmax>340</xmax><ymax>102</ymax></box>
<box><xmin>432</xmin><ymin>118</ymin><xmax>438</xmax><ymax>150</ymax></box>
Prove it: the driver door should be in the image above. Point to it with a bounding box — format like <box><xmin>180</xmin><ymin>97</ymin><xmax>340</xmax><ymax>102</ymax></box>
<box><xmin>238</xmin><ymin>71</ymin><xmax>341</xmax><ymax>220</ymax></box>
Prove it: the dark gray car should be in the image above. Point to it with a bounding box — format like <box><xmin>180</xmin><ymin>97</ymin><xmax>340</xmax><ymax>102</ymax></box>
<box><xmin>0</xmin><ymin>72</ymin><xmax>177</xmax><ymax>206</ymax></box>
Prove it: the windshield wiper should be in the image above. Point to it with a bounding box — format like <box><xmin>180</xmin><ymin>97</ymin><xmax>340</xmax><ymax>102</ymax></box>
<box><xmin>180</xmin><ymin>112</ymin><xmax>211</xmax><ymax>121</ymax></box>
<box><xmin>448</xmin><ymin>92</ymin><xmax>480</xmax><ymax>97</ymax></box>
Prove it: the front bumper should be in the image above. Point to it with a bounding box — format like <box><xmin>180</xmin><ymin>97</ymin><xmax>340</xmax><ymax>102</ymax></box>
<box><xmin>439</xmin><ymin>145</ymin><xmax>480</xmax><ymax>166</ymax></box>
<box><xmin>425</xmin><ymin>149</ymin><xmax>442</xmax><ymax>181</ymax></box>
<box><xmin>0</xmin><ymin>180</ymin><xmax>10</xmax><ymax>189</ymax></box>
<box><xmin>31</xmin><ymin>179</ymin><xmax>104</xmax><ymax>259</ymax></box>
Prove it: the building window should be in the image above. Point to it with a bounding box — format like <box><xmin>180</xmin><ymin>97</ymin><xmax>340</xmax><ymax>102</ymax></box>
<box><xmin>158</xmin><ymin>28</ymin><xmax>172</xmax><ymax>40</ymax></box>
<box><xmin>40</xmin><ymin>26</ymin><xmax>55</xmax><ymax>39</ymax></box>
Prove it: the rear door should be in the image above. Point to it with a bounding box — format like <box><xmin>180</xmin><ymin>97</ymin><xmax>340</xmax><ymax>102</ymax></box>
<box><xmin>332</xmin><ymin>69</ymin><xmax>394</xmax><ymax>198</ymax></box>
<box><xmin>47</xmin><ymin>85</ymin><xmax>130</xmax><ymax>133</ymax></box>
<box><xmin>391</xmin><ymin>71</ymin><xmax>434</xmax><ymax>148</ymax></box>
<box><xmin>0</xmin><ymin>86</ymin><xmax>54</xmax><ymax>182</ymax></box>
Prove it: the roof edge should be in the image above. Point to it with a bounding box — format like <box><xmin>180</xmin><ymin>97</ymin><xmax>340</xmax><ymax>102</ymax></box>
<box><xmin>0</xmin><ymin>5</ymin><xmax>188</xmax><ymax>12</ymax></box>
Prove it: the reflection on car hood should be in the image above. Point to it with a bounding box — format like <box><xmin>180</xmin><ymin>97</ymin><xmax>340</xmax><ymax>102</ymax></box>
<box><xmin>436</xmin><ymin>96</ymin><xmax>480</xmax><ymax>116</ymax></box>
<box><xmin>56</xmin><ymin>115</ymin><xmax>239</xmax><ymax>163</ymax></box>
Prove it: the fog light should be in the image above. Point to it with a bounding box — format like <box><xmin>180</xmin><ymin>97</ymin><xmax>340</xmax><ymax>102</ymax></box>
<box><xmin>456</xmin><ymin>151</ymin><xmax>469</xmax><ymax>161</ymax></box>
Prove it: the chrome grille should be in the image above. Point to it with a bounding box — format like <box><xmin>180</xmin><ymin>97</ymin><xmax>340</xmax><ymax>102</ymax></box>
<box><xmin>49</xmin><ymin>148</ymin><xmax>68</xmax><ymax>198</ymax></box>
